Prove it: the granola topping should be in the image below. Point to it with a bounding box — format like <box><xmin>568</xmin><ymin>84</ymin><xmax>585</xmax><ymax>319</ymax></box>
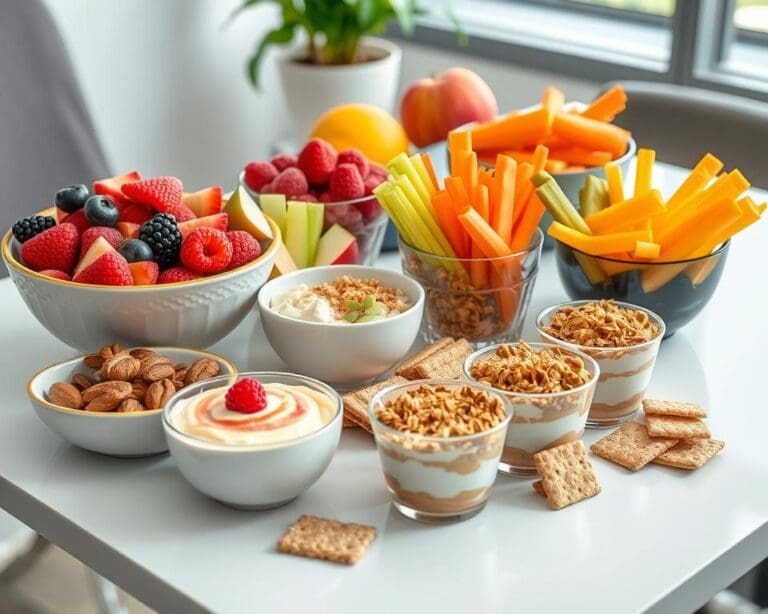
<box><xmin>543</xmin><ymin>300</ymin><xmax>660</xmax><ymax>348</ymax></box>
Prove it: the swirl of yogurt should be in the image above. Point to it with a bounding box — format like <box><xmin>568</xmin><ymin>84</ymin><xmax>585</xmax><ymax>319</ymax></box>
<box><xmin>172</xmin><ymin>382</ymin><xmax>336</xmax><ymax>446</ymax></box>
<box><xmin>270</xmin><ymin>285</ymin><xmax>335</xmax><ymax>323</ymax></box>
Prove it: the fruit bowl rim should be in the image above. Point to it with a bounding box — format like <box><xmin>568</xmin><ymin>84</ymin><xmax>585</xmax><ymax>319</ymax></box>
<box><xmin>2</xmin><ymin>215</ymin><xmax>281</xmax><ymax>291</ymax></box>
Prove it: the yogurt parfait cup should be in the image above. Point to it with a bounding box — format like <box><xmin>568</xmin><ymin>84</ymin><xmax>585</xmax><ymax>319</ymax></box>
<box><xmin>163</xmin><ymin>372</ymin><xmax>342</xmax><ymax>509</ymax></box>
<box><xmin>536</xmin><ymin>300</ymin><xmax>665</xmax><ymax>428</ymax></box>
<box><xmin>368</xmin><ymin>379</ymin><xmax>512</xmax><ymax>525</ymax></box>
<box><xmin>464</xmin><ymin>342</ymin><xmax>599</xmax><ymax>477</ymax></box>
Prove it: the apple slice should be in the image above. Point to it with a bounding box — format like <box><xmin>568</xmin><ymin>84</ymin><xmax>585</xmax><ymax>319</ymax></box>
<box><xmin>178</xmin><ymin>213</ymin><xmax>229</xmax><ymax>238</ymax></box>
<box><xmin>259</xmin><ymin>194</ymin><xmax>287</xmax><ymax>239</ymax></box>
<box><xmin>285</xmin><ymin>201</ymin><xmax>309</xmax><ymax>268</ymax></box>
<box><xmin>314</xmin><ymin>224</ymin><xmax>358</xmax><ymax>266</ymax></box>
<box><xmin>73</xmin><ymin>236</ymin><xmax>116</xmax><ymax>278</ymax></box>
<box><xmin>182</xmin><ymin>186</ymin><xmax>223</xmax><ymax>218</ymax></box>
<box><xmin>224</xmin><ymin>186</ymin><xmax>273</xmax><ymax>241</ymax></box>
<box><xmin>128</xmin><ymin>261</ymin><xmax>159</xmax><ymax>285</ymax></box>
<box><xmin>269</xmin><ymin>243</ymin><xmax>298</xmax><ymax>279</ymax></box>
<box><xmin>305</xmin><ymin>202</ymin><xmax>324</xmax><ymax>267</ymax></box>
<box><xmin>93</xmin><ymin>171</ymin><xmax>140</xmax><ymax>205</ymax></box>
<box><xmin>116</xmin><ymin>222</ymin><xmax>140</xmax><ymax>239</ymax></box>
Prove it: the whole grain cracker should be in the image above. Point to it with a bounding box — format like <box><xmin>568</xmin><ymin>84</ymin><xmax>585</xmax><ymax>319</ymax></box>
<box><xmin>341</xmin><ymin>376</ymin><xmax>407</xmax><ymax>432</ymax></box>
<box><xmin>590</xmin><ymin>422</ymin><xmax>678</xmax><ymax>471</ymax></box>
<box><xmin>395</xmin><ymin>338</ymin><xmax>454</xmax><ymax>379</ymax></box>
<box><xmin>533</xmin><ymin>440</ymin><xmax>601</xmax><ymax>510</ymax></box>
<box><xmin>643</xmin><ymin>399</ymin><xmax>707</xmax><ymax>419</ymax></box>
<box><xmin>652</xmin><ymin>439</ymin><xmax>724</xmax><ymax>470</ymax></box>
<box><xmin>276</xmin><ymin>515</ymin><xmax>376</xmax><ymax>565</ymax></box>
<box><xmin>403</xmin><ymin>338</ymin><xmax>474</xmax><ymax>379</ymax></box>
<box><xmin>646</xmin><ymin>414</ymin><xmax>710</xmax><ymax>439</ymax></box>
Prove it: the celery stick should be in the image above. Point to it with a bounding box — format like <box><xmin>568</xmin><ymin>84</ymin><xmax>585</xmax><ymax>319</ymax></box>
<box><xmin>536</xmin><ymin>178</ymin><xmax>592</xmax><ymax>234</ymax></box>
<box><xmin>373</xmin><ymin>183</ymin><xmax>413</xmax><ymax>246</ymax></box>
<box><xmin>410</xmin><ymin>154</ymin><xmax>437</xmax><ymax>196</ymax></box>
<box><xmin>305</xmin><ymin>202</ymin><xmax>324</xmax><ymax>266</ymax></box>
<box><xmin>388</xmin><ymin>153</ymin><xmax>431</xmax><ymax>209</ymax></box>
<box><xmin>578</xmin><ymin>176</ymin><xmax>610</xmax><ymax>218</ymax></box>
<box><xmin>394</xmin><ymin>176</ymin><xmax>456</xmax><ymax>258</ymax></box>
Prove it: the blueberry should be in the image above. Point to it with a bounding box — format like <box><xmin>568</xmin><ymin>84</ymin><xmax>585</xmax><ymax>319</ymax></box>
<box><xmin>55</xmin><ymin>184</ymin><xmax>90</xmax><ymax>213</ymax></box>
<box><xmin>118</xmin><ymin>239</ymin><xmax>154</xmax><ymax>263</ymax></box>
<box><xmin>83</xmin><ymin>195</ymin><xmax>119</xmax><ymax>227</ymax></box>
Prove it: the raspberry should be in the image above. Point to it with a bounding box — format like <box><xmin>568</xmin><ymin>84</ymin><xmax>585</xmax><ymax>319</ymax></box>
<box><xmin>272</xmin><ymin>168</ymin><xmax>309</xmax><ymax>198</ymax></box>
<box><xmin>180</xmin><ymin>228</ymin><xmax>233</xmax><ymax>274</ymax></box>
<box><xmin>318</xmin><ymin>192</ymin><xmax>333</xmax><ymax>203</ymax></box>
<box><xmin>39</xmin><ymin>269</ymin><xmax>71</xmax><ymax>281</ymax></box>
<box><xmin>324</xmin><ymin>204</ymin><xmax>364</xmax><ymax>233</ymax></box>
<box><xmin>157</xmin><ymin>266</ymin><xmax>201</xmax><ymax>284</ymax></box>
<box><xmin>243</xmin><ymin>161</ymin><xmax>278</xmax><ymax>192</ymax></box>
<box><xmin>225</xmin><ymin>378</ymin><xmax>267</xmax><ymax>414</ymax></box>
<box><xmin>80</xmin><ymin>226</ymin><xmax>123</xmax><ymax>258</ymax></box>
<box><xmin>329</xmin><ymin>164</ymin><xmax>365</xmax><ymax>201</ymax></box>
<box><xmin>270</xmin><ymin>154</ymin><xmax>298</xmax><ymax>171</ymax></box>
<box><xmin>297</xmin><ymin>193</ymin><xmax>319</xmax><ymax>202</ymax></box>
<box><xmin>259</xmin><ymin>182</ymin><xmax>274</xmax><ymax>194</ymax></box>
<box><xmin>226</xmin><ymin>230</ymin><xmax>262</xmax><ymax>269</ymax></box>
<box><xmin>20</xmin><ymin>223</ymin><xmax>80</xmax><ymax>273</ymax></box>
<box><xmin>364</xmin><ymin>173</ymin><xmax>384</xmax><ymax>196</ymax></box>
<box><xmin>367</xmin><ymin>163</ymin><xmax>388</xmax><ymax>180</ymax></box>
<box><xmin>337</xmin><ymin>148</ymin><xmax>369</xmax><ymax>179</ymax></box>
<box><xmin>297</xmin><ymin>138</ymin><xmax>337</xmax><ymax>184</ymax></box>
<box><xmin>73</xmin><ymin>251</ymin><xmax>133</xmax><ymax>286</ymax></box>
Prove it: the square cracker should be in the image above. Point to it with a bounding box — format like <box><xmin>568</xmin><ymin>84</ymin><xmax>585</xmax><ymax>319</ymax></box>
<box><xmin>395</xmin><ymin>338</ymin><xmax>454</xmax><ymax>379</ymax></box>
<box><xmin>643</xmin><ymin>399</ymin><xmax>707</xmax><ymax>419</ymax></box>
<box><xmin>533</xmin><ymin>440</ymin><xmax>601</xmax><ymax>510</ymax></box>
<box><xmin>590</xmin><ymin>422</ymin><xmax>678</xmax><ymax>471</ymax></box>
<box><xmin>399</xmin><ymin>338</ymin><xmax>474</xmax><ymax>380</ymax></box>
<box><xmin>277</xmin><ymin>515</ymin><xmax>377</xmax><ymax>565</ymax></box>
<box><xmin>646</xmin><ymin>414</ymin><xmax>710</xmax><ymax>439</ymax></box>
<box><xmin>341</xmin><ymin>376</ymin><xmax>407</xmax><ymax>432</ymax></box>
<box><xmin>653</xmin><ymin>439</ymin><xmax>724</xmax><ymax>470</ymax></box>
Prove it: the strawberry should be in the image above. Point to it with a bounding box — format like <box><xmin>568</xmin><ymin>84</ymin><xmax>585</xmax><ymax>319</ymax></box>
<box><xmin>116</xmin><ymin>201</ymin><xmax>153</xmax><ymax>225</ymax></box>
<box><xmin>225</xmin><ymin>378</ymin><xmax>267</xmax><ymax>414</ymax></box>
<box><xmin>182</xmin><ymin>186</ymin><xmax>223</xmax><ymax>218</ymax></box>
<box><xmin>39</xmin><ymin>269</ymin><xmax>71</xmax><ymax>281</ymax></box>
<box><xmin>121</xmin><ymin>176</ymin><xmax>195</xmax><ymax>222</ymax></box>
<box><xmin>178</xmin><ymin>213</ymin><xmax>228</xmax><ymax>239</ymax></box>
<box><xmin>72</xmin><ymin>251</ymin><xmax>133</xmax><ymax>286</ymax></box>
<box><xmin>272</xmin><ymin>168</ymin><xmax>308</xmax><ymax>198</ymax></box>
<box><xmin>270</xmin><ymin>154</ymin><xmax>298</xmax><ymax>171</ymax></box>
<box><xmin>297</xmin><ymin>138</ymin><xmax>337</xmax><ymax>184</ymax></box>
<box><xmin>337</xmin><ymin>148</ymin><xmax>369</xmax><ymax>179</ymax></box>
<box><xmin>180</xmin><ymin>228</ymin><xmax>233</xmax><ymax>274</ymax></box>
<box><xmin>259</xmin><ymin>182</ymin><xmax>274</xmax><ymax>194</ymax></box>
<box><xmin>80</xmin><ymin>226</ymin><xmax>123</xmax><ymax>257</ymax></box>
<box><xmin>329</xmin><ymin>164</ymin><xmax>364</xmax><ymax>201</ymax></box>
<box><xmin>93</xmin><ymin>171</ymin><xmax>140</xmax><ymax>206</ymax></box>
<box><xmin>21</xmin><ymin>223</ymin><xmax>79</xmax><ymax>273</ymax></box>
<box><xmin>128</xmin><ymin>261</ymin><xmax>159</xmax><ymax>285</ymax></box>
<box><xmin>226</xmin><ymin>230</ymin><xmax>262</xmax><ymax>269</ymax></box>
<box><xmin>243</xmin><ymin>161</ymin><xmax>278</xmax><ymax>192</ymax></box>
<box><xmin>58</xmin><ymin>208</ymin><xmax>90</xmax><ymax>233</ymax></box>
<box><xmin>157</xmin><ymin>266</ymin><xmax>201</xmax><ymax>284</ymax></box>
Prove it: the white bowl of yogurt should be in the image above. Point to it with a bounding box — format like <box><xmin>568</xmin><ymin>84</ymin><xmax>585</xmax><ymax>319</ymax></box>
<box><xmin>162</xmin><ymin>372</ymin><xmax>342</xmax><ymax>509</ymax></box>
<box><xmin>257</xmin><ymin>265</ymin><xmax>425</xmax><ymax>385</ymax></box>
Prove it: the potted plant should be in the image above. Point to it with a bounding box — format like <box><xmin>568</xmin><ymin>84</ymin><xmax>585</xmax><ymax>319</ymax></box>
<box><xmin>233</xmin><ymin>0</ymin><xmax>422</xmax><ymax>141</ymax></box>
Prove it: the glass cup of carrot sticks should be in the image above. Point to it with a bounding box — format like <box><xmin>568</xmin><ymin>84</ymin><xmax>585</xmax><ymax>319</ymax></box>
<box><xmin>373</xmin><ymin>134</ymin><xmax>546</xmax><ymax>347</ymax></box>
<box><xmin>536</xmin><ymin>149</ymin><xmax>765</xmax><ymax>335</ymax></box>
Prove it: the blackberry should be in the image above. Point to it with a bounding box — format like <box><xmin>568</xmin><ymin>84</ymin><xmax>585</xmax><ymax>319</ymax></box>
<box><xmin>139</xmin><ymin>213</ymin><xmax>182</xmax><ymax>268</ymax></box>
<box><xmin>12</xmin><ymin>215</ymin><xmax>56</xmax><ymax>243</ymax></box>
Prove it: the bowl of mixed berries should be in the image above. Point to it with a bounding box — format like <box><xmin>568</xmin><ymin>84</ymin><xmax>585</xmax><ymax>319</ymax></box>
<box><xmin>240</xmin><ymin>138</ymin><xmax>389</xmax><ymax>271</ymax></box>
<box><xmin>2</xmin><ymin>172</ymin><xmax>279</xmax><ymax>350</ymax></box>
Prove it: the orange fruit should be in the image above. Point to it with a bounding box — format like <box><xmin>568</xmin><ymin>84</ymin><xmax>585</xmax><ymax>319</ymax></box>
<box><xmin>309</xmin><ymin>104</ymin><xmax>409</xmax><ymax>166</ymax></box>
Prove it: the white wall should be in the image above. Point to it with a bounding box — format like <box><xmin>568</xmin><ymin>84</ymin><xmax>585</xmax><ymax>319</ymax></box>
<box><xmin>45</xmin><ymin>1</ymin><xmax>598</xmax><ymax>188</ymax></box>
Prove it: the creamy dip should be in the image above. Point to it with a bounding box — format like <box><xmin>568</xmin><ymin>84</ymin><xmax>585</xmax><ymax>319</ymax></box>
<box><xmin>270</xmin><ymin>285</ymin><xmax>337</xmax><ymax>323</ymax></box>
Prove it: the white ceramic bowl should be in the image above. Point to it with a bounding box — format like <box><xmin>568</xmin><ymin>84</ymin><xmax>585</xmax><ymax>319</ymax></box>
<box><xmin>27</xmin><ymin>347</ymin><xmax>238</xmax><ymax>458</ymax></box>
<box><xmin>257</xmin><ymin>265</ymin><xmax>425</xmax><ymax>385</ymax></box>
<box><xmin>2</xmin><ymin>217</ymin><xmax>280</xmax><ymax>351</ymax></box>
<box><xmin>162</xmin><ymin>372</ymin><xmax>343</xmax><ymax>509</ymax></box>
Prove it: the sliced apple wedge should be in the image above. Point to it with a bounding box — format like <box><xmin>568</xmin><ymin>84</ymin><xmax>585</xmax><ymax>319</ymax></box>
<box><xmin>285</xmin><ymin>201</ymin><xmax>309</xmax><ymax>268</ymax></box>
<box><xmin>305</xmin><ymin>202</ymin><xmax>324</xmax><ymax>267</ymax></box>
<box><xmin>178</xmin><ymin>213</ymin><xmax>228</xmax><ymax>238</ymax></box>
<box><xmin>314</xmin><ymin>224</ymin><xmax>358</xmax><ymax>266</ymax></box>
<box><xmin>224</xmin><ymin>186</ymin><xmax>273</xmax><ymax>241</ymax></box>
<box><xmin>260</xmin><ymin>194</ymin><xmax>287</xmax><ymax>239</ymax></box>
<box><xmin>73</xmin><ymin>236</ymin><xmax>117</xmax><ymax>278</ymax></box>
<box><xmin>269</xmin><ymin>243</ymin><xmax>298</xmax><ymax>279</ymax></box>
<box><xmin>116</xmin><ymin>222</ymin><xmax>140</xmax><ymax>239</ymax></box>
<box><xmin>128</xmin><ymin>261</ymin><xmax>159</xmax><ymax>285</ymax></box>
<box><xmin>182</xmin><ymin>186</ymin><xmax>223</xmax><ymax>217</ymax></box>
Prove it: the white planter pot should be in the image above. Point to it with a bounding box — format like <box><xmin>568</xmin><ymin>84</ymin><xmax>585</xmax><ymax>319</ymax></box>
<box><xmin>278</xmin><ymin>37</ymin><xmax>402</xmax><ymax>142</ymax></box>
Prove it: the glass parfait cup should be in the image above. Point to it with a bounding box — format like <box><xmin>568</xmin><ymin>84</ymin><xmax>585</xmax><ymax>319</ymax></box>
<box><xmin>368</xmin><ymin>379</ymin><xmax>512</xmax><ymax>524</ymax></box>
<box><xmin>463</xmin><ymin>342</ymin><xmax>599</xmax><ymax>477</ymax></box>
<box><xmin>399</xmin><ymin>228</ymin><xmax>543</xmax><ymax>348</ymax></box>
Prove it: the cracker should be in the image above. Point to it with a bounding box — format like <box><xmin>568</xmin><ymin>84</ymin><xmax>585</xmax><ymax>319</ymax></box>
<box><xmin>341</xmin><ymin>376</ymin><xmax>407</xmax><ymax>432</ymax></box>
<box><xmin>532</xmin><ymin>480</ymin><xmax>546</xmax><ymax>497</ymax></box>
<box><xmin>642</xmin><ymin>399</ymin><xmax>706</xmax><ymax>419</ymax></box>
<box><xmin>533</xmin><ymin>440</ymin><xmax>601</xmax><ymax>510</ymax></box>
<box><xmin>646</xmin><ymin>414</ymin><xmax>710</xmax><ymax>439</ymax></box>
<box><xmin>277</xmin><ymin>515</ymin><xmax>377</xmax><ymax>565</ymax></box>
<box><xmin>653</xmin><ymin>439</ymin><xmax>724</xmax><ymax>470</ymax></box>
<box><xmin>590</xmin><ymin>422</ymin><xmax>678</xmax><ymax>471</ymax></box>
<box><xmin>401</xmin><ymin>338</ymin><xmax>474</xmax><ymax>380</ymax></box>
<box><xmin>395</xmin><ymin>338</ymin><xmax>454</xmax><ymax>379</ymax></box>
<box><xmin>342</xmin><ymin>415</ymin><xmax>358</xmax><ymax>428</ymax></box>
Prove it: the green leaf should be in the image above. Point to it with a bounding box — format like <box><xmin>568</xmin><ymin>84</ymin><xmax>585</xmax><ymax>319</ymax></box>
<box><xmin>246</xmin><ymin>23</ymin><xmax>296</xmax><ymax>89</ymax></box>
<box><xmin>389</xmin><ymin>0</ymin><xmax>416</xmax><ymax>34</ymax></box>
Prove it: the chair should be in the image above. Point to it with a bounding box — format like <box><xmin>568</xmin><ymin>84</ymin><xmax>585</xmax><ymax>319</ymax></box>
<box><xmin>601</xmin><ymin>80</ymin><xmax>768</xmax><ymax>189</ymax></box>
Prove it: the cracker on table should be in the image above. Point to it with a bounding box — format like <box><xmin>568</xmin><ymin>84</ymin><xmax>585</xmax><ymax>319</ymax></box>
<box><xmin>643</xmin><ymin>399</ymin><xmax>707</xmax><ymax>419</ymax></box>
<box><xmin>646</xmin><ymin>414</ymin><xmax>710</xmax><ymax>439</ymax></box>
<box><xmin>277</xmin><ymin>515</ymin><xmax>377</xmax><ymax>565</ymax></box>
<box><xmin>342</xmin><ymin>415</ymin><xmax>357</xmax><ymax>428</ymax></box>
<box><xmin>533</xmin><ymin>440</ymin><xmax>601</xmax><ymax>510</ymax></box>
<box><xmin>653</xmin><ymin>439</ymin><xmax>724</xmax><ymax>470</ymax></box>
<box><xmin>402</xmin><ymin>338</ymin><xmax>474</xmax><ymax>380</ymax></box>
<box><xmin>590</xmin><ymin>422</ymin><xmax>678</xmax><ymax>471</ymax></box>
<box><xmin>341</xmin><ymin>376</ymin><xmax>407</xmax><ymax>432</ymax></box>
<box><xmin>532</xmin><ymin>480</ymin><xmax>546</xmax><ymax>497</ymax></box>
<box><xmin>395</xmin><ymin>338</ymin><xmax>454</xmax><ymax>379</ymax></box>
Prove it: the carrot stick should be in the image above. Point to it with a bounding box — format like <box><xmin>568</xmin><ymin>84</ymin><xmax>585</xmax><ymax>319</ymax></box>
<box><xmin>458</xmin><ymin>207</ymin><xmax>513</xmax><ymax>259</ymax></box>
<box><xmin>445</xmin><ymin>176</ymin><xmax>471</xmax><ymax>210</ymax></box>
<box><xmin>633</xmin><ymin>241</ymin><xmax>660</xmax><ymax>259</ymax></box>
<box><xmin>421</xmin><ymin>153</ymin><xmax>440</xmax><ymax>191</ymax></box>
<box><xmin>492</xmin><ymin>155</ymin><xmax>517</xmax><ymax>247</ymax></box>
<box><xmin>448</xmin><ymin>130</ymin><xmax>472</xmax><ymax>177</ymax></box>
<box><xmin>463</xmin><ymin>151</ymin><xmax>478</xmax><ymax>203</ymax></box>
<box><xmin>510</xmin><ymin>192</ymin><xmax>546</xmax><ymax>252</ymax></box>
<box><xmin>552</xmin><ymin>112</ymin><xmax>631</xmax><ymax>157</ymax></box>
<box><xmin>512</xmin><ymin>145</ymin><xmax>549</xmax><ymax>230</ymax></box>
<box><xmin>542</xmin><ymin>86</ymin><xmax>565</xmax><ymax>114</ymax></box>
<box><xmin>634</xmin><ymin>148</ymin><xmax>655</xmax><ymax>197</ymax></box>
<box><xmin>470</xmin><ymin>244</ymin><xmax>489</xmax><ymax>288</ymax></box>
<box><xmin>490</xmin><ymin>267</ymin><xmax>517</xmax><ymax>326</ymax></box>
<box><xmin>496</xmin><ymin>150</ymin><xmax>567</xmax><ymax>173</ymax></box>
<box><xmin>605</xmin><ymin>163</ymin><xmax>625</xmax><ymax>204</ymax></box>
<box><xmin>584</xmin><ymin>190</ymin><xmax>664</xmax><ymax>234</ymax></box>
<box><xmin>474</xmin><ymin>183</ymin><xmax>490</xmax><ymax>222</ymax></box>
<box><xmin>580</xmin><ymin>85</ymin><xmax>627</xmax><ymax>122</ymax></box>
<box><xmin>478</xmin><ymin>169</ymin><xmax>496</xmax><ymax>223</ymax></box>
<box><xmin>470</xmin><ymin>108</ymin><xmax>552</xmax><ymax>152</ymax></box>
<box><xmin>666</xmin><ymin>153</ymin><xmax>723</xmax><ymax>209</ymax></box>
<box><xmin>432</xmin><ymin>191</ymin><xmax>469</xmax><ymax>259</ymax></box>
<box><xmin>512</xmin><ymin>163</ymin><xmax>535</xmax><ymax>230</ymax></box>
<box><xmin>548</xmin><ymin>222</ymin><xmax>652</xmax><ymax>255</ymax></box>
<box><xmin>546</xmin><ymin>148</ymin><xmax>612</xmax><ymax>168</ymax></box>
<box><xmin>659</xmin><ymin>197</ymin><xmax>743</xmax><ymax>258</ymax></box>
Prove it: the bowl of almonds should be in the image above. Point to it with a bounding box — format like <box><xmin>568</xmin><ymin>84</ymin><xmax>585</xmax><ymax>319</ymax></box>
<box><xmin>27</xmin><ymin>343</ymin><xmax>237</xmax><ymax>457</ymax></box>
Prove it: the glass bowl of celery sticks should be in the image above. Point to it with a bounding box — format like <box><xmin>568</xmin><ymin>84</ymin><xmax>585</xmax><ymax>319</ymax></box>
<box><xmin>538</xmin><ymin>150</ymin><xmax>765</xmax><ymax>336</ymax></box>
<box><xmin>374</xmin><ymin>141</ymin><xmax>545</xmax><ymax>347</ymax></box>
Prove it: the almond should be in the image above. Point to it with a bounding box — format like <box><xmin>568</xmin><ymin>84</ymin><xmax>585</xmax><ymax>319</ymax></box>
<box><xmin>101</xmin><ymin>352</ymin><xmax>141</xmax><ymax>381</ymax></box>
<box><xmin>83</xmin><ymin>352</ymin><xmax>104</xmax><ymax>369</ymax></box>
<box><xmin>82</xmin><ymin>380</ymin><xmax>132</xmax><ymax>403</ymax></box>
<box><xmin>140</xmin><ymin>355</ymin><xmax>175</xmax><ymax>382</ymax></box>
<box><xmin>173</xmin><ymin>362</ymin><xmax>188</xmax><ymax>371</ymax></box>
<box><xmin>129</xmin><ymin>348</ymin><xmax>157</xmax><ymax>360</ymax></box>
<box><xmin>48</xmin><ymin>382</ymin><xmax>83</xmax><ymax>409</ymax></box>
<box><xmin>99</xmin><ymin>343</ymin><xmax>124</xmax><ymax>360</ymax></box>
<box><xmin>145</xmin><ymin>379</ymin><xmax>175</xmax><ymax>409</ymax></box>
<box><xmin>118</xmin><ymin>399</ymin><xmax>145</xmax><ymax>413</ymax></box>
<box><xmin>129</xmin><ymin>379</ymin><xmax>149</xmax><ymax>402</ymax></box>
<box><xmin>184</xmin><ymin>358</ymin><xmax>220</xmax><ymax>386</ymax></box>
<box><xmin>71</xmin><ymin>373</ymin><xmax>94</xmax><ymax>391</ymax></box>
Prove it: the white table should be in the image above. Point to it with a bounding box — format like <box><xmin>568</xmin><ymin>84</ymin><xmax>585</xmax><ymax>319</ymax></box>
<box><xmin>1</xmin><ymin>164</ymin><xmax>766</xmax><ymax>614</ymax></box>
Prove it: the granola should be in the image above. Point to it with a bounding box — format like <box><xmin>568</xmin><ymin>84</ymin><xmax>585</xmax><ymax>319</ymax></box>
<box><xmin>312</xmin><ymin>276</ymin><xmax>410</xmax><ymax>318</ymax></box>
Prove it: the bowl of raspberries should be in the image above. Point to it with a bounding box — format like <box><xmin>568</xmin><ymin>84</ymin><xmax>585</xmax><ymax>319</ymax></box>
<box><xmin>2</xmin><ymin>172</ymin><xmax>279</xmax><ymax>350</ymax></box>
<box><xmin>240</xmin><ymin>138</ymin><xmax>389</xmax><ymax>269</ymax></box>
